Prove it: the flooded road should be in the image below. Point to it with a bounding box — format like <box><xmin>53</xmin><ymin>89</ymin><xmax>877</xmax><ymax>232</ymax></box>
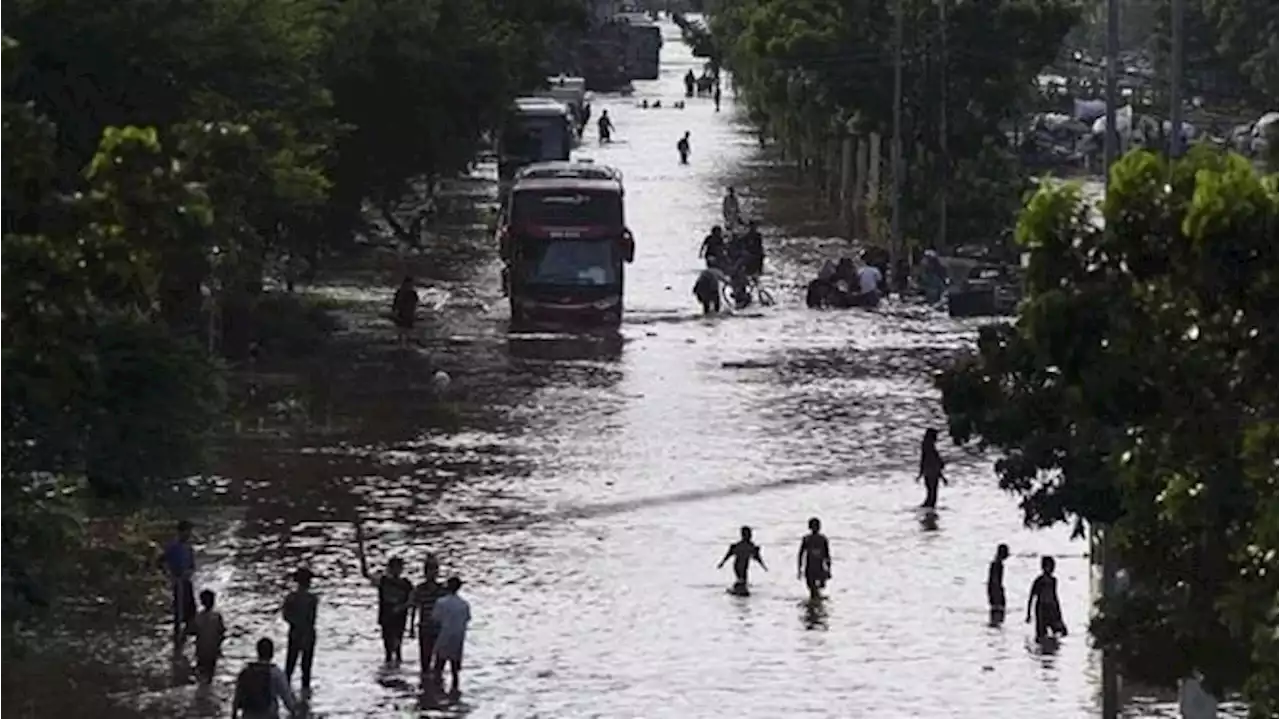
<box><xmin>101</xmin><ymin>21</ymin><xmax>1148</xmax><ymax>719</ymax></box>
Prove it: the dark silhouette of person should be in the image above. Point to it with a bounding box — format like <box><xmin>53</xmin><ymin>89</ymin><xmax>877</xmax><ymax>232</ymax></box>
<box><xmin>699</xmin><ymin>225</ymin><xmax>726</xmax><ymax>270</ymax></box>
<box><xmin>987</xmin><ymin>544</ymin><xmax>1010</xmax><ymax>626</ymax></box>
<box><xmin>693</xmin><ymin>269</ymin><xmax>722</xmax><ymax>315</ymax></box>
<box><xmin>718</xmin><ymin>526</ymin><xmax>767</xmax><ymax>592</ymax></box>
<box><xmin>677</xmin><ymin>132</ymin><xmax>691</xmax><ymax>164</ymax></box>
<box><xmin>684</xmin><ymin>69</ymin><xmax>696</xmax><ymax>97</ymax></box>
<box><xmin>796</xmin><ymin>518</ymin><xmax>831</xmax><ymax>600</ymax></box>
<box><xmin>740</xmin><ymin>220</ymin><xmax>764</xmax><ymax>276</ymax></box>
<box><xmin>281</xmin><ymin>568</ymin><xmax>318</xmax><ymax>690</ymax></box>
<box><xmin>597</xmin><ymin>110</ymin><xmax>614</xmax><ymax>143</ymax></box>
<box><xmin>714</xmin><ymin>84</ymin><xmax>722</xmax><ymax>112</ymax></box>
<box><xmin>917</xmin><ymin>428</ymin><xmax>947</xmax><ymax>508</ymax></box>
<box><xmin>1026</xmin><ymin>556</ymin><xmax>1068</xmax><ymax>640</ymax></box>
<box><xmin>392</xmin><ymin>276</ymin><xmax>419</xmax><ymax>348</ymax></box>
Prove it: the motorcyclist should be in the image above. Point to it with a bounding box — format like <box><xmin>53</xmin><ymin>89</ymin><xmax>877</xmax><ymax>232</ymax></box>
<box><xmin>597</xmin><ymin>110</ymin><xmax>614</xmax><ymax>143</ymax></box>
<box><xmin>677</xmin><ymin>132</ymin><xmax>691</xmax><ymax>164</ymax></box>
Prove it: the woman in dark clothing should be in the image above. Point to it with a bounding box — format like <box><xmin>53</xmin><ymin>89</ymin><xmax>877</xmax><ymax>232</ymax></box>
<box><xmin>917</xmin><ymin>428</ymin><xmax>947</xmax><ymax>508</ymax></box>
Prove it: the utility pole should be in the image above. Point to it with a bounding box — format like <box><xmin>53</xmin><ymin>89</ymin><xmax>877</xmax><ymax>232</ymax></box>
<box><xmin>1103</xmin><ymin>0</ymin><xmax>1120</xmax><ymax>183</ymax></box>
<box><xmin>891</xmin><ymin>0</ymin><xmax>904</xmax><ymax>283</ymax></box>
<box><xmin>1101</xmin><ymin>3</ymin><xmax>1120</xmax><ymax>716</ymax></box>
<box><xmin>937</xmin><ymin>0</ymin><xmax>948</xmax><ymax>252</ymax></box>
<box><xmin>1169</xmin><ymin>0</ymin><xmax>1185</xmax><ymax>157</ymax></box>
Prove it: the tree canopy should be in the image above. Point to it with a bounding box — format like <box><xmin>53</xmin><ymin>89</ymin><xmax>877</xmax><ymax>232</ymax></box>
<box><xmin>707</xmin><ymin>0</ymin><xmax>1080</xmax><ymax>248</ymax></box>
<box><xmin>938</xmin><ymin>147</ymin><xmax>1277</xmax><ymax>714</ymax></box>
<box><xmin>2</xmin><ymin>0</ymin><xmax>579</xmax><ymax>538</ymax></box>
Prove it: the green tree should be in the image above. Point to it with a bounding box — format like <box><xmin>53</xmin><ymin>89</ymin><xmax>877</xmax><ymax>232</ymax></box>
<box><xmin>708</xmin><ymin>0</ymin><xmax>1079</xmax><ymax>247</ymax></box>
<box><xmin>938</xmin><ymin>147</ymin><xmax>1277</xmax><ymax>714</ymax></box>
<box><xmin>3</xmin><ymin>104</ymin><xmax>225</xmax><ymax>495</ymax></box>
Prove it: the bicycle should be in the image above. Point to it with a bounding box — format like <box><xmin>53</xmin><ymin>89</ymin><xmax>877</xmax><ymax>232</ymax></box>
<box><xmin>718</xmin><ymin>269</ymin><xmax>776</xmax><ymax>310</ymax></box>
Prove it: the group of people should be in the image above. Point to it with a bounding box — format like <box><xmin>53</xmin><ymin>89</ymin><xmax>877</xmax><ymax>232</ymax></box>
<box><xmin>717</xmin><ymin>429</ymin><xmax>1068</xmax><ymax>645</ymax></box>
<box><xmin>805</xmin><ymin>255</ymin><xmax>887</xmax><ymax>309</ymax></box>
<box><xmin>683</xmin><ymin>69</ymin><xmax>723</xmax><ymax>112</ymax></box>
<box><xmin>158</xmin><ymin>520</ymin><xmax>473</xmax><ymax>718</ymax></box>
<box><xmin>690</xmin><ymin>187</ymin><xmax>769</xmax><ymax>314</ymax></box>
<box><xmin>717</xmin><ymin>519</ymin><xmax>831</xmax><ymax>600</ymax></box>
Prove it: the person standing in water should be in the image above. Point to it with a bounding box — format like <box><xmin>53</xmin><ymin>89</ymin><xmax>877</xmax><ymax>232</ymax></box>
<box><xmin>1026</xmin><ymin>556</ymin><xmax>1068</xmax><ymax>640</ymax></box>
<box><xmin>431</xmin><ymin>577</ymin><xmax>472</xmax><ymax>698</ymax></box>
<box><xmin>392</xmin><ymin>276</ymin><xmax>419</xmax><ymax>348</ymax></box>
<box><xmin>192</xmin><ymin>589</ymin><xmax>227</xmax><ymax>684</ymax></box>
<box><xmin>408</xmin><ymin>555</ymin><xmax>445</xmax><ymax>684</ymax></box>
<box><xmin>356</xmin><ymin>523</ymin><xmax>415</xmax><ymax>665</ymax></box>
<box><xmin>281</xmin><ymin>568</ymin><xmax>318</xmax><ymax>690</ymax></box>
<box><xmin>232</xmin><ymin>638</ymin><xmax>298</xmax><ymax>719</ymax></box>
<box><xmin>987</xmin><ymin>544</ymin><xmax>1010</xmax><ymax>625</ymax></box>
<box><xmin>713</xmin><ymin>83</ymin><xmax>722</xmax><ymax>112</ymax></box>
<box><xmin>917</xmin><ymin>428</ymin><xmax>947</xmax><ymax>509</ymax></box>
<box><xmin>159</xmin><ymin>520</ymin><xmax>197</xmax><ymax>650</ymax></box>
<box><xmin>796</xmin><ymin>518</ymin><xmax>831</xmax><ymax>600</ymax></box>
<box><xmin>677</xmin><ymin>131</ymin><xmax>691</xmax><ymax>164</ymax></box>
<box><xmin>718</xmin><ymin>526</ymin><xmax>767</xmax><ymax>593</ymax></box>
<box><xmin>721</xmin><ymin>187</ymin><xmax>741</xmax><ymax>233</ymax></box>
<box><xmin>597</xmin><ymin>110</ymin><xmax>614</xmax><ymax>143</ymax></box>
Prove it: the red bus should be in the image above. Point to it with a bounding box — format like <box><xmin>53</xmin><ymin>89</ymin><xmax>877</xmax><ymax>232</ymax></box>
<box><xmin>498</xmin><ymin>162</ymin><xmax>635</xmax><ymax>328</ymax></box>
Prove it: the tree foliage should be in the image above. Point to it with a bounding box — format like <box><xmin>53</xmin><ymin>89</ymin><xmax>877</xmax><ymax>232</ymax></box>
<box><xmin>707</xmin><ymin>0</ymin><xmax>1079</xmax><ymax>246</ymax></box>
<box><xmin>938</xmin><ymin>147</ymin><xmax>1277</xmax><ymax>714</ymax></box>
<box><xmin>2</xmin><ymin>0</ymin><xmax>580</xmax><ymax>589</ymax></box>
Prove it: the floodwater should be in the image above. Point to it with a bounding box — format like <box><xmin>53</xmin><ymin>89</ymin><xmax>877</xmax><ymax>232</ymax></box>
<box><xmin>24</xmin><ymin>20</ymin><xmax>1203</xmax><ymax>719</ymax></box>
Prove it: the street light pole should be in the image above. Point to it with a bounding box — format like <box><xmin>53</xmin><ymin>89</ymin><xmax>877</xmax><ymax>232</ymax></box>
<box><xmin>891</xmin><ymin>0</ymin><xmax>904</xmax><ymax>281</ymax></box>
<box><xmin>937</xmin><ymin>0</ymin><xmax>948</xmax><ymax>252</ymax></box>
<box><xmin>1103</xmin><ymin>0</ymin><xmax>1119</xmax><ymax>184</ymax></box>
<box><xmin>1170</xmin><ymin>0</ymin><xmax>1185</xmax><ymax>157</ymax></box>
<box><xmin>1100</xmin><ymin>4</ymin><xmax>1121</xmax><ymax>718</ymax></box>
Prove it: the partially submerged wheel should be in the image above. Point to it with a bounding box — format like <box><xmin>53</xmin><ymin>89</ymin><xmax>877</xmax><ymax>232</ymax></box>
<box><xmin>757</xmin><ymin>287</ymin><xmax>776</xmax><ymax>307</ymax></box>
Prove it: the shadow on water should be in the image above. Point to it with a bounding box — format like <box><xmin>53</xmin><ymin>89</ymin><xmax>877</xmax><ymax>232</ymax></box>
<box><xmin>505</xmin><ymin>331</ymin><xmax>626</xmax><ymax>364</ymax></box>
<box><xmin>801</xmin><ymin>597</ymin><xmax>829</xmax><ymax>631</ymax></box>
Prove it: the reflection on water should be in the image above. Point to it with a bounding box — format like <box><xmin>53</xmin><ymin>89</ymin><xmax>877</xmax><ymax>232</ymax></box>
<box><xmin>14</xmin><ymin>17</ymin><xmax>1224</xmax><ymax>719</ymax></box>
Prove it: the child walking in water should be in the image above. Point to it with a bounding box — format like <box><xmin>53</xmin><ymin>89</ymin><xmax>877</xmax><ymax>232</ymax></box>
<box><xmin>1026</xmin><ymin>556</ymin><xmax>1068</xmax><ymax>640</ymax></box>
<box><xmin>192</xmin><ymin>589</ymin><xmax>226</xmax><ymax>683</ymax></box>
<box><xmin>718</xmin><ymin>526</ymin><xmax>767</xmax><ymax>593</ymax></box>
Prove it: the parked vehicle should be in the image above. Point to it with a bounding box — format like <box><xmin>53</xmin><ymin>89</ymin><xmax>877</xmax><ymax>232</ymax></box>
<box><xmin>947</xmin><ymin>264</ymin><xmax>1023</xmax><ymax>318</ymax></box>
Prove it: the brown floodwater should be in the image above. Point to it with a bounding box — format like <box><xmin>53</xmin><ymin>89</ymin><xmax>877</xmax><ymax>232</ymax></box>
<box><xmin>10</xmin><ymin>19</ymin><xmax>1230</xmax><ymax>719</ymax></box>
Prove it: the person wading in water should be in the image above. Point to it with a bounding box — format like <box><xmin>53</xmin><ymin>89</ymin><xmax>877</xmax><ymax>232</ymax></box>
<box><xmin>987</xmin><ymin>544</ymin><xmax>1010</xmax><ymax>626</ymax></box>
<box><xmin>677</xmin><ymin>131</ymin><xmax>691</xmax><ymax>165</ymax></box>
<box><xmin>392</xmin><ymin>276</ymin><xmax>419</xmax><ymax>348</ymax></box>
<box><xmin>917</xmin><ymin>428</ymin><xmax>947</xmax><ymax>509</ymax></box>
<box><xmin>718</xmin><ymin>526</ymin><xmax>767</xmax><ymax>594</ymax></box>
<box><xmin>796</xmin><ymin>517</ymin><xmax>831</xmax><ymax>601</ymax></box>
<box><xmin>408</xmin><ymin>554</ymin><xmax>445</xmax><ymax>687</ymax></box>
<box><xmin>355</xmin><ymin>522</ymin><xmax>414</xmax><ymax>665</ymax></box>
<box><xmin>232</xmin><ymin>638</ymin><xmax>299</xmax><ymax>719</ymax></box>
<box><xmin>431</xmin><ymin>577</ymin><xmax>472</xmax><ymax>698</ymax></box>
<box><xmin>159</xmin><ymin>520</ymin><xmax>197</xmax><ymax>651</ymax></box>
<box><xmin>281</xmin><ymin>567</ymin><xmax>318</xmax><ymax>690</ymax></box>
<box><xmin>1026</xmin><ymin>556</ymin><xmax>1068</xmax><ymax>641</ymax></box>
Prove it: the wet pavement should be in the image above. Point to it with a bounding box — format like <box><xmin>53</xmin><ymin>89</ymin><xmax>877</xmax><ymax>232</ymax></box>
<box><xmin>32</xmin><ymin>20</ymin><xmax>1206</xmax><ymax>719</ymax></box>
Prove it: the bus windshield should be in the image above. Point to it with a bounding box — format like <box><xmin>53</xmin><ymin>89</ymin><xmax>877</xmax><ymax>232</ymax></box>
<box><xmin>511</xmin><ymin>189</ymin><xmax>623</xmax><ymax>227</ymax></box>
<box><xmin>520</xmin><ymin>239</ymin><xmax>619</xmax><ymax>287</ymax></box>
